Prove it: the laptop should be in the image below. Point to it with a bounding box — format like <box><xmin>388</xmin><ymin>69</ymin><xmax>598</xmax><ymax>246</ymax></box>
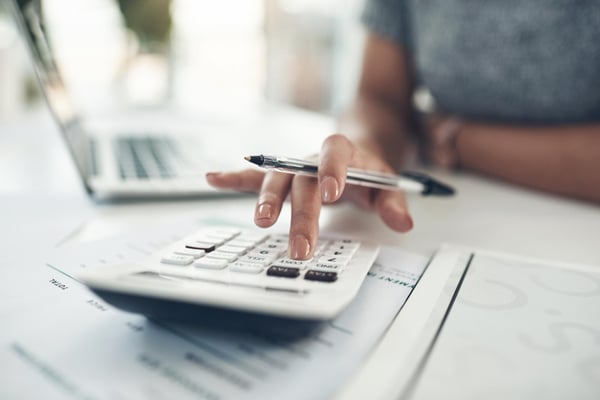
<box><xmin>9</xmin><ymin>0</ymin><xmax>310</xmax><ymax>199</ymax></box>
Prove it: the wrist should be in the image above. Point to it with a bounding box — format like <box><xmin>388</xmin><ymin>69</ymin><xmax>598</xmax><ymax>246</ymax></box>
<box><xmin>429</xmin><ymin>116</ymin><xmax>462</xmax><ymax>169</ymax></box>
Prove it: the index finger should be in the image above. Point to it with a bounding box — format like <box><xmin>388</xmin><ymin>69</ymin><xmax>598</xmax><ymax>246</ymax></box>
<box><xmin>318</xmin><ymin>134</ymin><xmax>355</xmax><ymax>204</ymax></box>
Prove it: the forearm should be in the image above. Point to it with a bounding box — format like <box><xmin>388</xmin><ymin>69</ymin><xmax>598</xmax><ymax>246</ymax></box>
<box><xmin>336</xmin><ymin>33</ymin><xmax>414</xmax><ymax>171</ymax></box>
<box><xmin>457</xmin><ymin>122</ymin><xmax>600</xmax><ymax>202</ymax></box>
<box><xmin>338</xmin><ymin>95</ymin><xmax>411</xmax><ymax>171</ymax></box>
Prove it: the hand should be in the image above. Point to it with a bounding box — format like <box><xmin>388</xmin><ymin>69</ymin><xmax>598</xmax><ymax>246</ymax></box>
<box><xmin>206</xmin><ymin>134</ymin><xmax>413</xmax><ymax>260</ymax></box>
<box><xmin>420</xmin><ymin>113</ymin><xmax>462</xmax><ymax>169</ymax></box>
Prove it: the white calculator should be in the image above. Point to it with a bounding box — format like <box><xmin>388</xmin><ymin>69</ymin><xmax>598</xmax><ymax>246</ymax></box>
<box><xmin>79</xmin><ymin>226</ymin><xmax>380</xmax><ymax>320</ymax></box>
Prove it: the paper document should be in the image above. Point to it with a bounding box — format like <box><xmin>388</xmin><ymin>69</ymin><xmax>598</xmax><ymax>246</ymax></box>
<box><xmin>342</xmin><ymin>245</ymin><xmax>600</xmax><ymax>400</ymax></box>
<box><xmin>409</xmin><ymin>246</ymin><xmax>600</xmax><ymax>400</ymax></box>
<box><xmin>0</xmin><ymin>222</ymin><xmax>427</xmax><ymax>400</ymax></box>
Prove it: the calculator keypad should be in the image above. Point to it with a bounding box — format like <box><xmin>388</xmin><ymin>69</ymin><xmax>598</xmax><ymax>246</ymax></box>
<box><xmin>159</xmin><ymin>228</ymin><xmax>365</xmax><ymax>284</ymax></box>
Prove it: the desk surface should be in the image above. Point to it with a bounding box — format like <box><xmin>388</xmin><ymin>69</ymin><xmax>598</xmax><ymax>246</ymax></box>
<box><xmin>2</xmin><ymin>106</ymin><xmax>600</xmax><ymax>398</ymax></box>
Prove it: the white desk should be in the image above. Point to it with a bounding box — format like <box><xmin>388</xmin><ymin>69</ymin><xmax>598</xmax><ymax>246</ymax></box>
<box><xmin>2</xmin><ymin>106</ymin><xmax>600</xmax><ymax>398</ymax></box>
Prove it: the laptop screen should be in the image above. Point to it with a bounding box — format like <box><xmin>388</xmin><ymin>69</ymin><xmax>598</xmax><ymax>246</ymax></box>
<box><xmin>9</xmin><ymin>0</ymin><xmax>91</xmax><ymax>189</ymax></box>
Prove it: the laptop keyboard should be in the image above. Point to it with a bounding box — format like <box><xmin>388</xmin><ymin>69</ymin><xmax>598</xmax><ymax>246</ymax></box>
<box><xmin>116</xmin><ymin>137</ymin><xmax>176</xmax><ymax>180</ymax></box>
<box><xmin>88</xmin><ymin>137</ymin><xmax>99</xmax><ymax>177</ymax></box>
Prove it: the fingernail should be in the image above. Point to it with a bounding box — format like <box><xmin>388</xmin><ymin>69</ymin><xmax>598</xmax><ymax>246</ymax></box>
<box><xmin>290</xmin><ymin>234</ymin><xmax>311</xmax><ymax>260</ymax></box>
<box><xmin>205</xmin><ymin>173</ymin><xmax>217</xmax><ymax>184</ymax></box>
<box><xmin>320</xmin><ymin>176</ymin><xmax>340</xmax><ymax>203</ymax></box>
<box><xmin>255</xmin><ymin>203</ymin><xmax>273</xmax><ymax>221</ymax></box>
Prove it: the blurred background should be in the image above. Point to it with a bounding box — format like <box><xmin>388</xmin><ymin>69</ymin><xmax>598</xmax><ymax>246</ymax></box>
<box><xmin>0</xmin><ymin>0</ymin><xmax>366</xmax><ymax>122</ymax></box>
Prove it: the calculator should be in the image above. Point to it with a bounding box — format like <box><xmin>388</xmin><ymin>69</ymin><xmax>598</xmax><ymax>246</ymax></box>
<box><xmin>79</xmin><ymin>226</ymin><xmax>380</xmax><ymax>321</ymax></box>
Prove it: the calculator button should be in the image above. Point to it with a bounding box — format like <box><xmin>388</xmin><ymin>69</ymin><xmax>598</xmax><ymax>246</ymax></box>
<box><xmin>258</xmin><ymin>242</ymin><xmax>287</xmax><ymax>251</ymax></box>
<box><xmin>269</xmin><ymin>234</ymin><xmax>288</xmax><ymax>243</ymax></box>
<box><xmin>227</xmin><ymin>239</ymin><xmax>257</xmax><ymax>248</ymax></box>
<box><xmin>161</xmin><ymin>254</ymin><xmax>194</xmax><ymax>266</ymax></box>
<box><xmin>272</xmin><ymin>258</ymin><xmax>312</xmax><ymax>270</ymax></box>
<box><xmin>194</xmin><ymin>236</ymin><xmax>226</xmax><ymax>246</ymax></box>
<box><xmin>310</xmin><ymin>262</ymin><xmax>343</xmax><ymax>272</ymax></box>
<box><xmin>247</xmin><ymin>249</ymin><xmax>280</xmax><ymax>261</ymax></box>
<box><xmin>236</xmin><ymin>233</ymin><xmax>268</xmax><ymax>244</ymax></box>
<box><xmin>230</xmin><ymin>262</ymin><xmax>264</xmax><ymax>274</ymax></box>
<box><xmin>255</xmin><ymin>248</ymin><xmax>285</xmax><ymax>258</ymax></box>
<box><xmin>217</xmin><ymin>245</ymin><xmax>248</xmax><ymax>255</ymax></box>
<box><xmin>238</xmin><ymin>254</ymin><xmax>274</xmax><ymax>265</ymax></box>
<box><xmin>263</xmin><ymin>238</ymin><xmax>288</xmax><ymax>246</ymax></box>
<box><xmin>329</xmin><ymin>241</ymin><xmax>360</xmax><ymax>252</ymax></box>
<box><xmin>205</xmin><ymin>251</ymin><xmax>238</xmax><ymax>262</ymax></box>
<box><xmin>206</xmin><ymin>231</ymin><xmax>239</xmax><ymax>240</ymax></box>
<box><xmin>316</xmin><ymin>239</ymin><xmax>331</xmax><ymax>247</ymax></box>
<box><xmin>267</xmin><ymin>266</ymin><xmax>300</xmax><ymax>278</ymax></box>
<box><xmin>318</xmin><ymin>256</ymin><xmax>351</xmax><ymax>265</ymax></box>
<box><xmin>304</xmin><ymin>270</ymin><xmax>338</xmax><ymax>282</ymax></box>
<box><xmin>312</xmin><ymin>242</ymin><xmax>330</xmax><ymax>257</ymax></box>
<box><xmin>185</xmin><ymin>242</ymin><xmax>216</xmax><ymax>252</ymax></box>
<box><xmin>194</xmin><ymin>258</ymin><xmax>228</xmax><ymax>269</ymax></box>
<box><xmin>321</xmin><ymin>249</ymin><xmax>354</xmax><ymax>257</ymax></box>
<box><xmin>174</xmin><ymin>248</ymin><xmax>206</xmax><ymax>259</ymax></box>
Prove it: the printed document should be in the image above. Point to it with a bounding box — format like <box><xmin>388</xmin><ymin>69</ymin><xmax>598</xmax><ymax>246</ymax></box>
<box><xmin>340</xmin><ymin>245</ymin><xmax>600</xmax><ymax>400</ymax></box>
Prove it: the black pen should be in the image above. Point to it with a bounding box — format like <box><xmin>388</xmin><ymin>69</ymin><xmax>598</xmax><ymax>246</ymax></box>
<box><xmin>245</xmin><ymin>155</ymin><xmax>454</xmax><ymax>196</ymax></box>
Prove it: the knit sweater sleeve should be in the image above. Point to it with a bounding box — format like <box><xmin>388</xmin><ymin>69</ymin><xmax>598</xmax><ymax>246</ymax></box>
<box><xmin>361</xmin><ymin>0</ymin><xmax>412</xmax><ymax>48</ymax></box>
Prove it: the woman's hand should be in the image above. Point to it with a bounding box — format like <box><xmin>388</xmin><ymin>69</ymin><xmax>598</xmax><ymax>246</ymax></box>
<box><xmin>206</xmin><ymin>134</ymin><xmax>413</xmax><ymax>260</ymax></box>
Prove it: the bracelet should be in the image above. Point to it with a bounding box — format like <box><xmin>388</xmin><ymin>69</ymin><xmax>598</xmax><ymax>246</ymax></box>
<box><xmin>432</xmin><ymin>117</ymin><xmax>462</xmax><ymax>169</ymax></box>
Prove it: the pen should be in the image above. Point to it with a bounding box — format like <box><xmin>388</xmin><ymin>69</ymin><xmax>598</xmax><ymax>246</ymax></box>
<box><xmin>244</xmin><ymin>154</ymin><xmax>455</xmax><ymax>196</ymax></box>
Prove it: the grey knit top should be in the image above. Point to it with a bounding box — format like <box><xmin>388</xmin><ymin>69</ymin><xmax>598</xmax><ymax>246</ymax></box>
<box><xmin>362</xmin><ymin>0</ymin><xmax>600</xmax><ymax>124</ymax></box>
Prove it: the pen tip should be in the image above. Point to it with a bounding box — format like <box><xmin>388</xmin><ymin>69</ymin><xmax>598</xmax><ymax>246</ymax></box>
<box><xmin>244</xmin><ymin>154</ymin><xmax>264</xmax><ymax>166</ymax></box>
